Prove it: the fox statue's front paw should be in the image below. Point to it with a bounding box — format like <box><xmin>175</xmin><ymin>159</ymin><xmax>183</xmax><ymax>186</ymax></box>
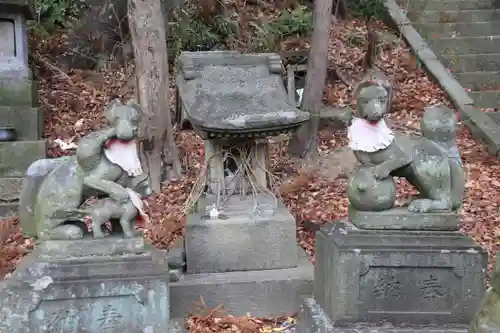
<box><xmin>372</xmin><ymin>165</ymin><xmax>390</xmax><ymax>180</ymax></box>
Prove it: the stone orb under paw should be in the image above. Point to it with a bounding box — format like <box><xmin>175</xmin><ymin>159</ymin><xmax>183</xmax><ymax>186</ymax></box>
<box><xmin>347</xmin><ymin>166</ymin><xmax>396</xmax><ymax>211</ymax></box>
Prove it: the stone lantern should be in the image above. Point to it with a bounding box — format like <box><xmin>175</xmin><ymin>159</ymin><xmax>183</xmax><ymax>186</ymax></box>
<box><xmin>0</xmin><ymin>0</ymin><xmax>46</xmax><ymax>218</ymax></box>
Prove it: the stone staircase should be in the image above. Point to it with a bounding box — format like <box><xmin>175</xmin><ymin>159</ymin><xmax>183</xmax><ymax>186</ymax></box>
<box><xmin>399</xmin><ymin>0</ymin><xmax>500</xmax><ymax>109</ymax></box>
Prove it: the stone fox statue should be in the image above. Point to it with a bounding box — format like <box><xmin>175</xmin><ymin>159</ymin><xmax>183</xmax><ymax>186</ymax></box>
<box><xmin>22</xmin><ymin>99</ymin><xmax>151</xmax><ymax>240</ymax></box>
<box><xmin>348</xmin><ymin>81</ymin><xmax>465</xmax><ymax>213</ymax></box>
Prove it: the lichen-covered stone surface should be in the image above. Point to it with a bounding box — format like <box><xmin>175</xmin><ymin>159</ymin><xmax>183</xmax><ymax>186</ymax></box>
<box><xmin>176</xmin><ymin>51</ymin><xmax>309</xmax><ymax>137</ymax></box>
<box><xmin>21</xmin><ymin>99</ymin><xmax>150</xmax><ymax>240</ymax></box>
<box><xmin>469</xmin><ymin>254</ymin><xmax>500</xmax><ymax>333</ymax></box>
<box><xmin>0</xmin><ymin>237</ymin><xmax>170</xmax><ymax>332</ymax></box>
<box><xmin>347</xmin><ymin>165</ymin><xmax>397</xmax><ymax>211</ymax></box>
<box><xmin>305</xmin><ymin>222</ymin><xmax>486</xmax><ymax>329</ymax></box>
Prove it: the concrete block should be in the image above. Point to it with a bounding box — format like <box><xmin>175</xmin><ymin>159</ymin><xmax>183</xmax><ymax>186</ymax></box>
<box><xmin>0</xmin><ymin>237</ymin><xmax>170</xmax><ymax>333</ymax></box>
<box><xmin>454</xmin><ymin>71</ymin><xmax>500</xmax><ymax>90</ymax></box>
<box><xmin>0</xmin><ymin>78</ymin><xmax>37</xmax><ymax>106</ymax></box>
<box><xmin>469</xmin><ymin>90</ymin><xmax>500</xmax><ymax>108</ymax></box>
<box><xmin>416</xmin><ymin>21</ymin><xmax>500</xmax><ymax>39</ymax></box>
<box><xmin>0</xmin><ymin>177</ymin><xmax>22</xmax><ymax>202</ymax></box>
<box><xmin>170</xmin><ymin>247</ymin><xmax>313</xmax><ymax>319</ymax></box>
<box><xmin>348</xmin><ymin>207</ymin><xmax>460</xmax><ymax>231</ymax></box>
<box><xmin>430</xmin><ymin>36</ymin><xmax>500</xmax><ymax>56</ymax></box>
<box><xmin>0</xmin><ymin>140</ymin><xmax>46</xmax><ymax>178</ymax></box>
<box><xmin>397</xmin><ymin>0</ymin><xmax>494</xmax><ymax>12</ymax></box>
<box><xmin>0</xmin><ymin>106</ymin><xmax>43</xmax><ymax>140</ymax></box>
<box><xmin>185</xmin><ymin>196</ymin><xmax>297</xmax><ymax>273</ymax></box>
<box><xmin>297</xmin><ymin>297</ymin><xmax>468</xmax><ymax>333</ymax></box>
<box><xmin>408</xmin><ymin>9</ymin><xmax>500</xmax><ymax>24</ymax></box>
<box><xmin>313</xmin><ymin>222</ymin><xmax>486</xmax><ymax>327</ymax></box>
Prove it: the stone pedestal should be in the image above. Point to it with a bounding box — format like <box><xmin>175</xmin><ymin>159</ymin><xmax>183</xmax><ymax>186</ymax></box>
<box><xmin>297</xmin><ymin>221</ymin><xmax>487</xmax><ymax>333</ymax></box>
<box><xmin>0</xmin><ymin>0</ymin><xmax>45</xmax><ymax>218</ymax></box>
<box><xmin>0</xmin><ymin>237</ymin><xmax>172</xmax><ymax>332</ymax></box>
<box><xmin>170</xmin><ymin>195</ymin><xmax>313</xmax><ymax>320</ymax></box>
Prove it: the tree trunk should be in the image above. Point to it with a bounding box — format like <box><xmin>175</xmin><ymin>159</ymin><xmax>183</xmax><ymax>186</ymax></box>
<box><xmin>288</xmin><ymin>0</ymin><xmax>334</xmax><ymax>158</ymax></box>
<box><xmin>128</xmin><ymin>0</ymin><xmax>181</xmax><ymax>193</ymax></box>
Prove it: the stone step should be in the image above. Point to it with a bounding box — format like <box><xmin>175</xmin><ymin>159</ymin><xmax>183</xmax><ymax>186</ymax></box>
<box><xmin>430</xmin><ymin>36</ymin><xmax>500</xmax><ymax>56</ymax></box>
<box><xmin>487</xmin><ymin>111</ymin><xmax>500</xmax><ymax>126</ymax></box>
<box><xmin>0</xmin><ymin>202</ymin><xmax>18</xmax><ymax>218</ymax></box>
<box><xmin>454</xmin><ymin>71</ymin><xmax>500</xmax><ymax>90</ymax></box>
<box><xmin>415</xmin><ymin>21</ymin><xmax>500</xmax><ymax>38</ymax></box>
<box><xmin>0</xmin><ymin>140</ymin><xmax>46</xmax><ymax>178</ymax></box>
<box><xmin>0</xmin><ymin>106</ymin><xmax>43</xmax><ymax>141</ymax></box>
<box><xmin>0</xmin><ymin>177</ymin><xmax>23</xmax><ymax>202</ymax></box>
<box><xmin>407</xmin><ymin>9</ymin><xmax>500</xmax><ymax>23</ymax></box>
<box><xmin>440</xmin><ymin>53</ymin><xmax>500</xmax><ymax>72</ymax></box>
<box><xmin>0</xmin><ymin>79</ymin><xmax>38</xmax><ymax>107</ymax></box>
<box><xmin>397</xmin><ymin>0</ymin><xmax>495</xmax><ymax>11</ymax></box>
<box><xmin>469</xmin><ymin>90</ymin><xmax>500</xmax><ymax>108</ymax></box>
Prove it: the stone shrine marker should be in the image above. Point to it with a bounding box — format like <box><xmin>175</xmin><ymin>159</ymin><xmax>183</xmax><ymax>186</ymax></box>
<box><xmin>297</xmin><ymin>81</ymin><xmax>487</xmax><ymax>332</ymax></box>
<box><xmin>0</xmin><ymin>0</ymin><xmax>46</xmax><ymax>218</ymax></box>
<box><xmin>0</xmin><ymin>19</ymin><xmax>16</xmax><ymax>57</ymax></box>
<box><xmin>0</xmin><ymin>0</ymin><xmax>31</xmax><ymax>78</ymax></box>
<box><xmin>170</xmin><ymin>51</ymin><xmax>313</xmax><ymax>319</ymax></box>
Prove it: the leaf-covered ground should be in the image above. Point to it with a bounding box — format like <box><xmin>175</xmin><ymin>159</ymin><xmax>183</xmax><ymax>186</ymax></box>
<box><xmin>1</xmin><ymin>18</ymin><xmax>499</xmax><ymax>333</ymax></box>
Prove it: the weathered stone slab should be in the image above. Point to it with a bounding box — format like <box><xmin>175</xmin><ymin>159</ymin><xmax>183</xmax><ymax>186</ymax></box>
<box><xmin>297</xmin><ymin>297</ymin><xmax>468</xmax><ymax>333</ymax></box>
<box><xmin>0</xmin><ymin>78</ymin><xmax>37</xmax><ymax>106</ymax></box>
<box><xmin>313</xmin><ymin>222</ymin><xmax>486</xmax><ymax>327</ymax></box>
<box><xmin>441</xmin><ymin>53</ymin><xmax>500</xmax><ymax>74</ymax></box>
<box><xmin>0</xmin><ymin>177</ymin><xmax>22</xmax><ymax>202</ymax></box>
<box><xmin>469</xmin><ymin>91</ymin><xmax>500</xmax><ymax>108</ymax></box>
<box><xmin>454</xmin><ymin>71</ymin><xmax>500</xmax><ymax>90</ymax></box>
<box><xmin>0</xmin><ymin>0</ymin><xmax>34</xmax><ymax>19</ymax></box>
<box><xmin>430</xmin><ymin>36</ymin><xmax>500</xmax><ymax>56</ymax></box>
<box><xmin>416</xmin><ymin>21</ymin><xmax>500</xmax><ymax>39</ymax></box>
<box><xmin>0</xmin><ymin>13</ymin><xmax>30</xmax><ymax>78</ymax></box>
<box><xmin>176</xmin><ymin>51</ymin><xmax>309</xmax><ymax>138</ymax></box>
<box><xmin>0</xmin><ymin>106</ymin><xmax>43</xmax><ymax>140</ymax></box>
<box><xmin>398</xmin><ymin>0</ymin><xmax>494</xmax><ymax>12</ymax></box>
<box><xmin>408</xmin><ymin>9</ymin><xmax>500</xmax><ymax>24</ymax></box>
<box><xmin>38</xmin><ymin>236</ymin><xmax>147</xmax><ymax>259</ymax></box>
<box><xmin>170</xmin><ymin>246</ymin><xmax>313</xmax><ymax>319</ymax></box>
<box><xmin>348</xmin><ymin>206</ymin><xmax>460</xmax><ymax>231</ymax></box>
<box><xmin>185</xmin><ymin>196</ymin><xmax>297</xmax><ymax>273</ymax></box>
<box><xmin>0</xmin><ymin>140</ymin><xmax>46</xmax><ymax>178</ymax></box>
<box><xmin>19</xmin><ymin>157</ymin><xmax>71</xmax><ymax>238</ymax></box>
<box><xmin>0</xmin><ymin>239</ymin><xmax>170</xmax><ymax>332</ymax></box>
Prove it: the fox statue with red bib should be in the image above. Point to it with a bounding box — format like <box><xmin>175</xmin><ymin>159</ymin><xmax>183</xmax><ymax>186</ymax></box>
<box><xmin>347</xmin><ymin>81</ymin><xmax>465</xmax><ymax>213</ymax></box>
<box><xmin>21</xmin><ymin>99</ymin><xmax>152</xmax><ymax>240</ymax></box>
